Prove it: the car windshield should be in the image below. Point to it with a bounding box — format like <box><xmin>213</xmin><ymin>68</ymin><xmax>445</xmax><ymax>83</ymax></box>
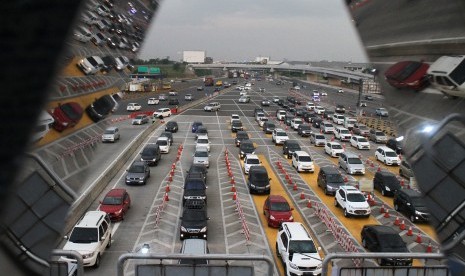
<box><xmin>348</xmin><ymin>158</ymin><xmax>362</xmax><ymax>164</ymax></box>
<box><xmin>386</xmin><ymin>151</ymin><xmax>398</xmax><ymax>157</ymax></box>
<box><xmin>194</xmin><ymin>151</ymin><xmax>208</xmax><ymax>157</ymax></box>
<box><xmin>87</xmin><ymin>57</ymin><xmax>99</xmax><ymax>66</ymax></box>
<box><xmin>411</xmin><ymin>197</ymin><xmax>427</xmax><ymax>207</ymax></box>
<box><xmin>237</xmin><ymin>133</ymin><xmax>249</xmax><ymax>139</ymax></box>
<box><xmin>327</xmin><ymin>174</ymin><xmax>344</xmax><ymax>182</ymax></box>
<box><xmin>69</xmin><ymin>227</ymin><xmax>98</xmax><ymax>243</ymax></box>
<box><xmin>267</xmin><ymin>123</ymin><xmax>275</xmax><ymax>128</ymax></box>
<box><xmin>233</xmin><ymin>122</ymin><xmax>242</xmax><ymax>126</ymax></box>
<box><xmin>359</xmin><ymin>125</ymin><xmax>369</xmax><ymax>130</ymax></box>
<box><xmin>277</xmin><ymin>132</ymin><xmax>287</xmax><ymax>136</ymax></box>
<box><xmin>183</xmin><ymin>210</ymin><xmax>207</xmax><ymax>221</ymax></box>
<box><xmin>358</xmin><ymin>138</ymin><xmax>368</xmax><ymax>142</ymax></box>
<box><xmin>193</xmin><ymin>122</ymin><xmax>202</xmax><ymax>127</ymax></box>
<box><xmin>324</xmin><ymin>124</ymin><xmax>333</xmax><ymax>127</ymax></box>
<box><xmin>135</xmin><ymin>115</ymin><xmax>144</xmax><ymax>120</ymax></box>
<box><xmin>300</xmin><ymin>125</ymin><xmax>310</xmax><ymax>130</ymax></box>
<box><xmin>157</xmin><ymin>140</ymin><xmax>168</xmax><ymax>146</ymax></box>
<box><xmin>378</xmin><ymin>234</ymin><xmax>407</xmax><ymax>251</ymax></box>
<box><xmin>247</xmin><ymin>158</ymin><xmax>260</xmax><ymax>164</ymax></box>
<box><xmin>270</xmin><ymin>202</ymin><xmax>291</xmax><ymax>211</ymax></box>
<box><xmin>60</xmin><ymin>104</ymin><xmax>81</xmax><ymax>120</ymax></box>
<box><xmin>253</xmin><ymin>172</ymin><xmax>269</xmax><ymax>181</ymax></box>
<box><xmin>299</xmin><ymin>156</ymin><xmax>312</xmax><ymax>162</ymax></box>
<box><xmin>289</xmin><ymin>240</ymin><xmax>317</xmax><ymax>254</ymax></box>
<box><xmin>241</xmin><ymin>143</ymin><xmax>254</xmax><ymax>150</ymax></box>
<box><xmin>185</xmin><ymin>181</ymin><xmax>205</xmax><ymax>190</ymax></box>
<box><xmin>385</xmin><ymin>176</ymin><xmax>401</xmax><ymax>188</ymax></box>
<box><xmin>197</xmin><ymin>139</ymin><xmax>208</xmax><ymax>144</ymax></box>
<box><xmin>316</xmin><ymin>135</ymin><xmax>325</xmax><ymax>139</ymax></box>
<box><xmin>104</xmin><ymin>129</ymin><xmax>115</xmax><ymax>134</ymax></box>
<box><xmin>142</xmin><ymin>148</ymin><xmax>156</xmax><ymax>155</ymax></box>
<box><xmin>340</xmin><ymin>130</ymin><xmax>350</xmax><ymax>134</ymax></box>
<box><xmin>347</xmin><ymin>193</ymin><xmax>366</xmax><ymax>202</ymax></box>
<box><xmin>102</xmin><ymin>196</ymin><xmax>123</xmax><ymax>205</ymax></box>
<box><xmin>294</xmin><ymin>119</ymin><xmax>302</xmax><ymax>123</ymax></box>
<box><xmin>375</xmin><ymin>131</ymin><xmax>385</xmax><ymax>136</ymax></box>
<box><xmin>332</xmin><ymin>144</ymin><xmax>343</xmax><ymax>149</ymax></box>
<box><xmin>129</xmin><ymin>164</ymin><xmax>145</xmax><ymax>173</ymax></box>
<box><xmin>288</xmin><ymin>144</ymin><xmax>301</xmax><ymax>149</ymax></box>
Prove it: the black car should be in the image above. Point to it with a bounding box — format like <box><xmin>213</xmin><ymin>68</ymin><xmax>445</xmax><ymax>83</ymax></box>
<box><xmin>195</xmin><ymin>126</ymin><xmax>208</xmax><ymax>138</ymax></box>
<box><xmin>231</xmin><ymin>121</ymin><xmax>243</xmax><ymax>132</ymax></box>
<box><xmin>335</xmin><ymin>104</ymin><xmax>345</xmax><ymax>114</ymax></box>
<box><xmin>282</xmin><ymin>140</ymin><xmax>302</xmax><ymax>159</ymax></box>
<box><xmin>263</xmin><ymin>122</ymin><xmax>275</xmax><ymax>134</ymax></box>
<box><xmin>235</xmin><ymin>131</ymin><xmax>249</xmax><ymax>146</ymax></box>
<box><xmin>297</xmin><ymin>124</ymin><xmax>312</xmax><ymax>136</ymax></box>
<box><xmin>323</xmin><ymin>110</ymin><xmax>334</xmax><ymax>120</ymax></box>
<box><xmin>386</xmin><ymin>138</ymin><xmax>403</xmax><ymax>154</ymax></box>
<box><xmin>179</xmin><ymin>207</ymin><xmax>208</xmax><ymax>240</ymax></box>
<box><xmin>282</xmin><ymin>102</ymin><xmax>289</xmax><ymax>109</ymax></box>
<box><xmin>312</xmin><ymin>118</ymin><xmax>322</xmax><ymax>128</ymax></box>
<box><xmin>295</xmin><ymin>98</ymin><xmax>302</xmax><ymax>105</ymax></box>
<box><xmin>394</xmin><ymin>189</ymin><xmax>430</xmax><ymax>222</ymax></box>
<box><xmin>374</xmin><ymin>171</ymin><xmax>401</xmax><ymax>196</ymax></box>
<box><xmin>287</xmin><ymin>96</ymin><xmax>296</xmax><ymax>103</ymax></box>
<box><xmin>239</xmin><ymin>140</ymin><xmax>255</xmax><ymax>159</ymax></box>
<box><xmin>361</xmin><ymin>225</ymin><xmax>412</xmax><ymax>266</ymax></box>
<box><xmin>183</xmin><ymin>176</ymin><xmax>207</xmax><ymax>204</ymax></box>
<box><xmin>160</xmin><ymin>131</ymin><xmax>173</xmax><ymax>145</ymax></box>
<box><xmin>169</xmin><ymin>97</ymin><xmax>179</xmax><ymax>105</ymax></box>
<box><xmin>125</xmin><ymin>161</ymin><xmax>150</xmax><ymax>185</ymax></box>
<box><xmin>192</xmin><ymin>121</ymin><xmax>203</xmax><ymax>133</ymax></box>
<box><xmin>295</xmin><ymin>108</ymin><xmax>305</xmax><ymax>117</ymax></box>
<box><xmin>187</xmin><ymin>164</ymin><xmax>208</xmax><ymax>183</ymax></box>
<box><xmin>140</xmin><ymin>145</ymin><xmax>161</xmax><ymax>166</ymax></box>
<box><xmin>365</xmin><ymin>95</ymin><xmax>374</xmax><ymax>101</ymax></box>
<box><xmin>317</xmin><ymin>166</ymin><xmax>345</xmax><ymax>195</ymax></box>
<box><xmin>303</xmin><ymin>112</ymin><xmax>317</xmax><ymax>123</ymax></box>
<box><xmin>247</xmin><ymin>166</ymin><xmax>271</xmax><ymax>194</ymax></box>
<box><xmin>254</xmin><ymin>108</ymin><xmax>264</xmax><ymax>116</ymax></box>
<box><xmin>85</xmin><ymin>94</ymin><xmax>115</xmax><ymax>122</ymax></box>
<box><xmin>165</xmin><ymin>121</ymin><xmax>178</xmax><ymax>133</ymax></box>
<box><xmin>277</xmin><ymin>99</ymin><xmax>284</xmax><ymax>106</ymax></box>
<box><xmin>285</xmin><ymin>115</ymin><xmax>295</xmax><ymax>126</ymax></box>
<box><xmin>100</xmin><ymin>56</ymin><xmax>116</xmax><ymax>73</ymax></box>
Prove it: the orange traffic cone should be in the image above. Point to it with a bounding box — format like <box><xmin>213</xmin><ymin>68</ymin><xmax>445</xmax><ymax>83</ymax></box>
<box><xmin>165</xmin><ymin>185</ymin><xmax>170</xmax><ymax>192</ymax></box>
<box><xmin>394</xmin><ymin>216</ymin><xmax>400</xmax><ymax>226</ymax></box>
<box><xmin>230</xmin><ymin>176</ymin><xmax>235</xmax><ymax>184</ymax></box>
<box><xmin>300</xmin><ymin>192</ymin><xmax>305</xmax><ymax>199</ymax></box>
<box><xmin>164</xmin><ymin>192</ymin><xmax>169</xmax><ymax>201</ymax></box>
<box><xmin>407</xmin><ymin>226</ymin><xmax>413</xmax><ymax>236</ymax></box>
<box><xmin>384</xmin><ymin>209</ymin><xmax>390</xmax><ymax>218</ymax></box>
<box><xmin>232</xmin><ymin>192</ymin><xmax>237</xmax><ymax>201</ymax></box>
<box><xmin>426</xmin><ymin>242</ymin><xmax>433</xmax><ymax>253</ymax></box>
<box><xmin>293</xmin><ymin>183</ymin><xmax>298</xmax><ymax>191</ymax></box>
<box><xmin>343</xmin><ymin>176</ymin><xmax>348</xmax><ymax>182</ymax></box>
<box><xmin>380</xmin><ymin>204</ymin><xmax>385</xmax><ymax>213</ymax></box>
<box><xmin>377</xmin><ymin>166</ymin><xmax>381</xmax><ymax>172</ymax></box>
<box><xmin>307</xmin><ymin>200</ymin><xmax>312</xmax><ymax>208</ymax></box>
<box><xmin>416</xmin><ymin>232</ymin><xmax>422</xmax><ymax>243</ymax></box>
<box><xmin>399</xmin><ymin>220</ymin><xmax>406</xmax><ymax>230</ymax></box>
<box><xmin>231</xmin><ymin>184</ymin><xmax>236</xmax><ymax>192</ymax></box>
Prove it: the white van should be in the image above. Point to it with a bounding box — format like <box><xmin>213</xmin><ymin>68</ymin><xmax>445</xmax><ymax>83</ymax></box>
<box><xmin>335</xmin><ymin>126</ymin><xmax>352</xmax><ymax>141</ymax></box>
<box><xmin>427</xmin><ymin>55</ymin><xmax>465</xmax><ymax>98</ymax></box>
<box><xmin>32</xmin><ymin>111</ymin><xmax>54</xmax><ymax>142</ymax></box>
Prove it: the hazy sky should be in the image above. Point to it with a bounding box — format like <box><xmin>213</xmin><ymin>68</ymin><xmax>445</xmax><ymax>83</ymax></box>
<box><xmin>139</xmin><ymin>0</ymin><xmax>368</xmax><ymax>62</ymax></box>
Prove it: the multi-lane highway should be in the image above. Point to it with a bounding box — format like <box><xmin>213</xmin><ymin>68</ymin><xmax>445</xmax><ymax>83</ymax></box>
<box><xmin>67</xmin><ymin>78</ymin><xmax>439</xmax><ymax>275</ymax></box>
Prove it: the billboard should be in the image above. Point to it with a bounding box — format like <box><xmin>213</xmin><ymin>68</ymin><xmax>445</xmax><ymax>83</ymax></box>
<box><xmin>183</xmin><ymin>51</ymin><xmax>206</xmax><ymax>63</ymax></box>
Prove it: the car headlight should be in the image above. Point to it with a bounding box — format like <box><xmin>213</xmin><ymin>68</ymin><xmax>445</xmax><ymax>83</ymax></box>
<box><xmin>385</xmin><ymin>186</ymin><xmax>391</xmax><ymax>191</ymax></box>
<box><xmin>265</xmin><ymin>184</ymin><xmax>270</xmax><ymax>188</ymax></box>
<box><xmin>181</xmin><ymin>226</ymin><xmax>187</xmax><ymax>232</ymax></box>
<box><xmin>250</xmin><ymin>184</ymin><xmax>255</xmax><ymax>188</ymax></box>
<box><xmin>316</xmin><ymin>262</ymin><xmax>322</xmax><ymax>269</ymax></box>
<box><xmin>288</xmin><ymin>262</ymin><xmax>299</xmax><ymax>270</ymax></box>
<box><xmin>200</xmin><ymin>227</ymin><xmax>207</xmax><ymax>232</ymax></box>
<box><xmin>415</xmin><ymin>210</ymin><xmax>422</xmax><ymax>215</ymax></box>
<box><xmin>115</xmin><ymin>209</ymin><xmax>122</xmax><ymax>215</ymax></box>
<box><xmin>82</xmin><ymin>252</ymin><xmax>94</xmax><ymax>259</ymax></box>
<box><xmin>289</xmin><ymin>215</ymin><xmax>294</xmax><ymax>220</ymax></box>
<box><xmin>240</xmin><ymin>151</ymin><xmax>244</xmax><ymax>155</ymax></box>
<box><xmin>269</xmin><ymin>215</ymin><xmax>275</xmax><ymax>220</ymax></box>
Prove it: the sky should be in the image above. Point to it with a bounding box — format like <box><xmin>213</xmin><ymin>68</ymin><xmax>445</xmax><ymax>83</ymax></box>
<box><xmin>139</xmin><ymin>0</ymin><xmax>368</xmax><ymax>63</ymax></box>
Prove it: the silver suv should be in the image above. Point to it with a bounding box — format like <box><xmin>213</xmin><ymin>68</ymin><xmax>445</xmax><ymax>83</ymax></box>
<box><xmin>338</xmin><ymin>152</ymin><xmax>365</xmax><ymax>175</ymax></box>
<box><xmin>204</xmin><ymin>102</ymin><xmax>221</xmax><ymax>112</ymax></box>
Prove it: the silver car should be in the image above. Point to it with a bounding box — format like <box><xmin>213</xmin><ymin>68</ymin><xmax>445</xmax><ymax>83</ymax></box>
<box><xmin>132</xmin><ymin>114</ymin><xmax>149</xmax><ymax>125</ymax></box>
<box><xmin>399</xmin><ymin>160</ymin><xmax>414</xmax><ymax>179</ymax></box>
<box><xmin>193</xmin><ymin>148</ymin><xmax>210</xmax><ymax>168</ymax></box>
<box><xmin>338</xmin><ymin>152</ymin><xmax>365</xmax><ymax>175</ymax></box>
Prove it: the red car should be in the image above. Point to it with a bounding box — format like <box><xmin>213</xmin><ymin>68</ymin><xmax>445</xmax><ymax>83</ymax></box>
<box><xmin>50</xmin><ymin>102</ymin><xmax>84</xmax><ymax>132</ymax></box>
<box><xmin>384</xmin><ymin>61</ymin><xmax>430</xmax><ymax>91</ymax></box>
<box><xmin>263</xmin><ymin>195</ymin><xmax>294</xmax><ymax>227</ymax></box>
<box><xmin>99</xmin><ymin>189</ymin><xmax>131</xmax><ymax>221</ymax></box>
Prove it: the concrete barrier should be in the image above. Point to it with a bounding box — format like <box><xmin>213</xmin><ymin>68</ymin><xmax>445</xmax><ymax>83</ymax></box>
<box><xmin>63</xmin><ymin>121</ymin><xmax>160</xmax><ymax>234</ymax></box>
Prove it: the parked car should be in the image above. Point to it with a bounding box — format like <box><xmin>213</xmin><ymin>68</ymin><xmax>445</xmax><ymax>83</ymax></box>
<box><xmin>204</xmin><ymin>102</ymin><xmax>221</xmax><ymax>112</ymax></box>
<box><xmin>101</xmin><ymin>126</ymin><xmax>120</xmax><ymax>143</ymax></box>
<box><xmin>125</xmin><ymin>161</ymin><xmax>150</xmax><ymax>185</ymax></box>
<box><xmin>140</xmin><ymin>145</ymin><xmax>161</xmax><ymax>166</ymax></box>
<box><xmin>394</xmin><ymin>189</ymin><xmax>430</xmax><ymax>222</ymax></box>
<box><xmin>261</xmin><ymin>99</ymin><xmax>271</xmax><ymax>106</ymax></box>
<box><xmin>334</xmin><ymin>186</ymin><xmax>371</xmax><ymax>217</ymax></box>
<box><xmin>50</xmin><ymin>102</ymin><xmax>84</xmax><ymax>132</ymax></box>
<box><xmin>77</xmin><ymin>55</ymin><xmax>104</xmax><ymax>75</ymax></box>
<box><xmin>73</xmin><ymin>25</ymin><xmax>92</xmax><ymax>42</ymax></box>
<box><xmin>126</xmin><ymin>103</ymin><xmax>141</xmax><ymax>111</ymax></box>
<box><xmin>247</xmin><ymin>166</ymin><xmax>271</xmax><ymax>194</ymax></box>
<box><xmin>384</xmin><ymin>60</ymin><xmax>430</xmax><ymax>91</ymax></box>
<box><xmin>91</xmin><ymin>32</ymin><xmax>107</xmax><ymax>46</ymax></box>
<box><xmin>361</xmin><ymin>225</ymin><xmax>412</xmax><ymax>266</ymax></box>
<box><xmin>86</xmin><ymin>94</ymin><xmax>115</xmax><ymax>122</ymax></box>
<box><xmin>263</xmin><ymin>195</ymin><xmax>294</xmax><ymax>227</ymax></box>
<box><xmin>350</xmin><ymin>135</ymin><xmax>370</xmax><ymax>150</ymax></box>
<box><xmin>99</xmin><ymin>189</ymin><xmax>131</xmax><ymax>221</ymax></box>
<box><xmin>132</xmin><ymin>114</ymin><xmax>149</xmax><ymax>125</ymax></box>
<box><xmin>238</xmin><ymin>96</ymin><xmax>250</xmax><ymax>103</ymax></box>
<box><xmin>373</xmin><ymin>170</ymin><xmax>401</xmax><ymax>196</ymax></box>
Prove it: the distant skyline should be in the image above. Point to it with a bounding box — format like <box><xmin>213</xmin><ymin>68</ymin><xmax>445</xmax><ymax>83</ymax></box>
<box><xmin>139</xmin><ymin>0</ymin><xmax>368</xmax><ymax>62</ymax></box>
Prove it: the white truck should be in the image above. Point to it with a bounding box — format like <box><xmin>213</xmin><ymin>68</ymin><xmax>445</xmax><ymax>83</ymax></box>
<box><xmin>427</xmin><ymin>55</ymin><xmax>465</xmax><ymax>98</ymax></box>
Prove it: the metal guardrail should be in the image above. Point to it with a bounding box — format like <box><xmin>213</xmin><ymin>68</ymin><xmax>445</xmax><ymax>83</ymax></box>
<box><xmin>50</xmin><ymin>249</ymin><xmax>84</xmax><ymax>276</ymax></box>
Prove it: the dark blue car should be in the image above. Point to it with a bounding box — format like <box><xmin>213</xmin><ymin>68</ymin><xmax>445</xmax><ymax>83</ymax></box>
<box><xmin>192</xmin><ymin>121</ymin><xmax>203</xmax><ymax>133</ymax></box>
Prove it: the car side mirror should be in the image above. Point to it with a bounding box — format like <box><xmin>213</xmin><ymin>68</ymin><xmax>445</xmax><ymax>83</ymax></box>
<box><xmin>64</xmin><ymin>235</ymin><xmax>69</xmax><ymax>240</ymax></box>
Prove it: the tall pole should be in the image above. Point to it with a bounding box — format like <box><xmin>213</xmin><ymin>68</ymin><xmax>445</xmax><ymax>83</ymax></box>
<box><xmin>357</xmin><ymin>78</ymin><xmax>363</xmax><ymax>116</ymax></box>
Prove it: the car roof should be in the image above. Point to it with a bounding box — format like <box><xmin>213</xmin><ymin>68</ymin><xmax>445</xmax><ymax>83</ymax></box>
<box><xmin>294</xmin><ymin>150</ymin><xmax>309</xmax><ymax>156</ymax></box>
<box><xmin>282</xmin><ymin>222</ymin><xmax>312</xmax><ymax>240</ymax></box>
<box><xmin>105</xmin><ymin>188</ymin><xmax>126</xmax><ymax>197</ymax></box>
<box><xmin>106</xmin><ymin>126</ymin><xmax>118</xmax><ymax>131</ymax></box>
<box><xmin>365</xmin><ymin>225</ymin><xmax>398</xmax><ymax>235</ymax></box>
<box><xmin>195</xmin><ymin>148</ymin><xmax>208</xmax><ymax>152</ymax></box>
<box><xmin>398</xmin><ymin>189</ymin><xmax>422</xmax><ymax>197</ymax></box>
<box><xmin>157</xmin><ymin>137</ymin><xmax>169</xmax><ymax>141</ymax></box>
<box><xmin>328</xmin><ymin>141</ymin><xmax>341</xmax><ymax>145</ymax></box>
<box><xmin>249</xmin><ymin>166</ymin><xmax>266</xmax><ymax>173</ymax></box>
<box><xmin>377</xmin><ymin>146</ymin><xmax>396</xmax><ymax>152</ymax></box>
<box><xmin>245</xmin><ymin>154</ymin><xmax>259</xmax><ymax>159</ymax></box>
<box><xmin>340</xmin><ymin>185</ymin><xmax>360</xmax><ymax>193</ymax></box>
<box><xmin>268</xmin><ymin>194</ymin><xmax>288</xmax><ymax>203</ymax></box>
<box><xmin>320</xmin><ymin>166</ymin><xmax>340</xmax><ymax>173</ymax></box>
<box><xmin>197</xmin><ymin>135</ymin><xmax>209</xmax><ymax>139</ymax></box>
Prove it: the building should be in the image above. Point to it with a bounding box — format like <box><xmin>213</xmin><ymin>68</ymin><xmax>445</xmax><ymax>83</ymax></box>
<box><xmin>183</xmin><ymin>51</ymin><xmax>206</xmax><ymax>64</ymax></box>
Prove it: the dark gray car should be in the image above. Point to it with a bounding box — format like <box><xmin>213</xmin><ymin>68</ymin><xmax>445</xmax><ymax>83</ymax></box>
<box><xmin>125</xmin><ymin>161</ymin><xmax>150</xmax><ymax>185</ymax></box>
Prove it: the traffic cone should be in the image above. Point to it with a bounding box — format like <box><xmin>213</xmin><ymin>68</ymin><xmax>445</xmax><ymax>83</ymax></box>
<box><xmin>416</xmin><ymin>232</ymin><xmax>422</xmax><ymax>243</ymax></box>
<box><xmin>394</xmin><ymin>216</ymin><xmax>400</xmax><ymax>226</ymax></box>
<box><xmin>164</xmin><ymin>192</ymin><xmax>169</xmax><ymax>201</ymax></box>
<box><xmin>384</xmin><ymin>209</ymin><xmax>390</xmax><ymax>218</ymax></box>
<box><xmin>168</xmin><ymin>175</ymin><xmax>173</xmax><ymax>182</ymax></box>
<box><xmin>165</xmin><ymin>185</ymin><xmax>170</xmax><ymax>192</ymax></box>
<box><xmin>225</xmin><ymin>148</ymin><xmax>228</xmax><ymax>155</ymax></box>
<box><xmin>343</xmin><ymin>176</ymin><xmax>348</xmax><ymax>182</ymax></box>
<box><xmin>228</xmin><ymin>169</ymin><xmax>233</xmax><ymax>177</ymax></box>
<box><xmin>232</xmin><ymin>192</ymin><xmax>237</xmax><ymax>201</ymax></box>
<box><xmin>377</xmin><ymin>166</ymin><xmax>381</xmax><ymax>172</ymax></box>
<box><xmin>380</xmin><ymin>204</ymin><xmax>385</xmax><ymax>213</ymax></box>
<box><xmin>400</xmin><ymin>220</ymin><xmax>406</xmax><ymax>230</ymax></box>
<box><xmin>230</xmin><ymin>176</ymin><xmax>235</xmax><ymax>184</ymax></box>
<box><xmin>231</xmin><ymin>184</ymin><xmax>236</xmax><ymax>192</ymax></box>
<box><xmin>300</xmin><ymin>192</ymin><xmax>305</xmax><ymax>199</ymax></box>
<box><xmin>285</xmin><ymin>173</ymin><xmax>290</xmax><ymax>180</ymax></box>
<box><xmin>307</xmin><ymin>200</ymin><xmax>312</xmax><ymax>208</ymax></box>
<box><xmin>426</xmin><ymin>242</ymin><xmax>433</xmax><ymax>253</ymax></box>
<box><xmin>293</xmin><ymin>183</ymin><xmax>298</xmax><ymax>191</ymax></box>
<box><xmin>172</xmin><ymin>163</ymin><xmax>176</xmax><ymax>170</ymax></box>
<box><xmin>407</xmin><ymin>226</ymin><xmax>413</xmax><ymax>236</ymax></box>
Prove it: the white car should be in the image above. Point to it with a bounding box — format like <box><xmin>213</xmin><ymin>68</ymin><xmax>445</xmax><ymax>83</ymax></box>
<box><xmin>375</xmin><ymin>146</ymin><xmax>400</xmax><ymax>165</ymax></box>
<box><xmin>335</xmin><ymin>127</ymin><xmax>352</xmax><ymax>141</ymax></box>
<box><xmin>238</xmin><ymin>96</ymin><xmax>250</xmax><ymax>103</ymax></box>
<box><xmin>153</xmin><ymin>108</ymin><xmax>172</xmax><ymax>118</ymax></box>
<box><xmin>204</xmin><ymin>102</ymin><xmax>221</xmax><ymax>112</ymax></box>
<box><xmin>338</xmin><ymin>89</ymin><xmax>344</xmax><ymax>93</ymax></box>
<box><xmin>258</xmin><ymin>117</ymin><xmax>269</xmax><ymax>127</ymax></box>
<box><xmin>350</xmin><ymin>136</ymin><xmax>371</xmax><ymax>150</ymax></box>
<box><xmin>332</xmin><ymin>114</ymin><xmax>345</xmax><ymax>125</ymax></box>
<box><xmin>156</xmin><ymin>137</ymin><xmax>171</xmax><ymax>153</ymax></box>
<box><xmin>272</xmin><ymin>128</ymin><xmax>289</xmax><ymax>145</ymax></box>
<box><xmin>277</xmin><ymin>110</ymin><xmax>287</xmax><ymax>121</ymax></box>
<box><xmin>321</xmin><ymin>121</ymin><xmax>335</xmax><ymax>134</ymax></box>
<box><xmin>243</xmin><ymin>154</ymin><xmax>261</xmax><ymax>174</ymax></box>
<box><xmin>334</xmin><ymin>186</ymin><xmax>371</xmax><ymax>217</ymax></box>
<box><xmin>325</xmin><ymin>142</ymin><xmax>344</xmax><ymax>157</ymax></box>
<box><xmin>376</xmin><ymin>107</ymin><xmax>389</xmax><ymax>117</ymax></box>
<box><xmin>338</xmin><ymin>152</ymin><xmax>365</xmax><ymax>175</ymax></box>
<box><xmin>236</xmin><ymin>85</ymin><xmax>244</xmax><ymax>91</ymax></box>
<box><xmin>195</xmin><ymin>135</ymin><xmax>211</xmax><ymax>152</ymax></box>
<box><xmin>77</xmin><ymin>56</ymin><xmax>104</xmax><ymax>75</ymax></box>
<box><xmin>273</xmin><ymin>96</ymin><xmax>280</xmax><ymax>103</ymax></box>
<box><xmin>147</xmin><ymin>98</ymin><xmax>159</xmax><ymax>105</ymax></box>
<box><xmin>158</xmin><ymin>94</ymin><xmax>167</xmax><ymax>101</ymax></box>
<box><xmin>101</xmin><ymin>127</ymin><xmax>120</xmax><ymax>143</ymax></box>
<box><xmin>184</xmin><ymin>94</ymin><xmax>193</xmax><ymax>101</ymax></box>
<box><xmin>193</xmin><ymin>148</ymin><xmax>210</xmax><ymax>168</ymax></box>
<box><xmin>291</xmin><ymin>151</ymin><xmax>315</xmax><ymax>173</ymax></box>
<box><xmin>255</xmin><ymin>112</ymin><xmax>265</xmax><ymax>122</ymax></box>
<box><xmin>321</xmin><ymin>91</ymin><xmax>328</xmax><ymax>96</ymax></box>
<box><xmin>230</xmin><ymin>114</ymin><xmax>240</xmax><ymax>124</ymax></box>
<box><xmin>306</xmin><ymin>102</ymin><xmax>315</xmax><ymax>111</ymax></box>
<box><xmin>169</xmin><ymin>91</ymin><xmax>178</xmax><ymax>96</ymax></box>
<box><xmin>290</xmin><ymin>118</ymin><xmax>303</xmax><ymax>130</ymax></box>
<box><xmin>314</xmin><ymin>106</ymin><xmax>325</xmax><ymax>114</ymax></box>
<box><xmin>126</xmin><ymin>103</ymin><xmax>141</xmax><ymax>111</ymax></box>
<box><xmin>240</xmin><ymin>90</ymin><xmax>248</xmax><ymax>96</ymax></box>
